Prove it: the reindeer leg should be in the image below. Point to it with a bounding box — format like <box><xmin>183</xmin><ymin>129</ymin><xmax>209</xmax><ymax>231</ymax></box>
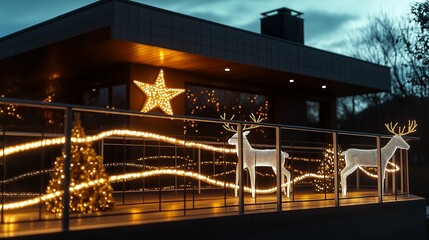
<box><xmin>381</xmin><ymin>165</ymin><xmax>387</xmax><ymax>196</ymax></box>
<box><xmin>248</xmin><ymin>168</ymin><xmax>256</xmax><ymax>198</ymax></box>
<box><xmin>340</xmin><ymin>164</ymin><xmax>358</xmax><ymax>197</ymax></box>
<box><xmin>282</xmin><ymin>166</ymin><xmax>291</xmax><ymax>197</ymax></box>
<box><xmin>271</xmin><ymin>166</ymin><xmax>281</xmax><ymax>191</ymax></box>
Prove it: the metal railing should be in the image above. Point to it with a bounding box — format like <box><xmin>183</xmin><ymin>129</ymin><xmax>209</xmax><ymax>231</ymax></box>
<box><xmin>0</xmin><ymin>98</ymin><xmax>418</xmax><ymax>233</ymax></box>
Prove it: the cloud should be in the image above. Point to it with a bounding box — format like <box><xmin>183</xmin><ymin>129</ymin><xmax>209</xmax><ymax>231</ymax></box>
<box><xmin>304</xmin><ymin>10</ymin><xmax>358</xmax><ymax>43</ymax></box>
<box><xmin>134</xmin><ymin>0</ymin><xmax>278</xmax><ymax>31</ymax></box>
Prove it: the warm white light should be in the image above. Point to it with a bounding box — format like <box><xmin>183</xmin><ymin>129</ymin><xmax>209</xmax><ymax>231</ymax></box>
<box><xmin>322</xmin><ymin>85</ymin><xmax>327</xmax><ymax>89</ymax></box>
<box><xmin>289</xmin><ymin>79</ymin><xmax>294</xmax><ymax>83</ymax></box>
<box><xmin>133</xmin><ymin>69</ymin><xmax>185</xmax><ymax>115</ymax></box>
<box><xmin>0</xmin><ymin>169</ymin><xmax>327</xmax><ymax>210</ymax></box>
<box><xmin>224</xmin><ymin>68</ymin><xmax>231</xmax><ymax>72</ymax></box>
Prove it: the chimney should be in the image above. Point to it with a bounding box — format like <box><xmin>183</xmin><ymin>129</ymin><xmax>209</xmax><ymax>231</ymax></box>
<box><xmin>261</xmin><ymin>7</ymin><xmax>304</xmax><ymax>44</ymax></box>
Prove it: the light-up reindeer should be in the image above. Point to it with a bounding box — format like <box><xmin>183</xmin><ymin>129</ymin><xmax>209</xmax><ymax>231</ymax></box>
<box><xmin>340</xmin><ymin>120</ymin><xmax>417</xmax><ymax>196</ymax></box>
<box><xmin>221</xmin><ymin>113</ymin><xmax>291</xmax><ymax>198</ymax></box>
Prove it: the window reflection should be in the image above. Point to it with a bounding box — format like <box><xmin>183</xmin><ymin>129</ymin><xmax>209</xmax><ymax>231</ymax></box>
<box><xmin>306</xmin><ymin>101</ymin><xmax>320</xmax><ymax>127</ymax></box>
<box><xmin>184</xmin><ymin>85</ymin><xmax>270</xmax><ymax>138</ymax></box>
<box><xmin>83</xmin><ymin>84</ymin><xmax>127</xmax><ymax>130</ymax></box>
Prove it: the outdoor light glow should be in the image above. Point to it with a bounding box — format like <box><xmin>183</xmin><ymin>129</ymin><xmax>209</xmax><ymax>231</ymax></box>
<box><xmin>0</xmin><ymin>129</ymin><xmax>400</xmax><ymax>179</ymax></box>
<box><xmin>322</xmin><ymin>85</ymin><xmax>327</xmax><ymax>89</ymax></box>
<box><xmin>0</xmin><ymin>169</ymin><xmax>328</xmax><ymax>211</ymax></box>
<box><xmin>0</xmin><ymin>129</ymin><xmax>236</xmax><ymax>158</ymax></box>
<box><xmin>289</xmin><ymin>79</ymin><xmax>294</xmax><ymax>83</ymax></box>
<box><xmin>0</xmin><ymin>125</ymin><xmax>405</xmax><ymax>210</ymax></box>
<box><xmin>133</xmin><ymin>69</ymin><xmax>185</xmax><ymax>115</ymax></box>
<box><xmin>224</xmin><ymin>68</ymin><xmax>231</xmax><ymax>72</ymax></box>
<box><xmin>341</xmin><ymin>120</ymin><xmax>416</xmax><ymax>196</ymax></box>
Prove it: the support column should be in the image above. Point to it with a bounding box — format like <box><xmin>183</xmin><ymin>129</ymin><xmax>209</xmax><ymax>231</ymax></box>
<box><xmin>276</xmin><ymin>127</ymin><xmax>282</xmax><ymax>211</ymax></box>
<box><xmin>376</xmin><ymin>136</ymin><xmax>383</xmax><ymax>203</ymax></box>
<box><xmin>198</xmin><ymin>149</ymin><xmax>201</xmax><ymax>194</ymax></box>
<box><xmin>237</xmin><ymin>123</ymin><xmax>244</xmax><ymax>214</ymax></box>
<box><xmin>62</xmin><ymin>107</ymin><xmax>72</xmax><ymax>232</ymax></box>
<box><xmin>333</xmin><ymin>132</ymin><xmax>339</xmax><ymax>207</ymax></box>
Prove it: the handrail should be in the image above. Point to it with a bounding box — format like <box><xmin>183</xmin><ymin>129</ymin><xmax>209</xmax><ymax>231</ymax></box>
<box><xmin>0</xmin><ymin>97</ymin><xmax>420</xmax><ymax>141</ymax></box>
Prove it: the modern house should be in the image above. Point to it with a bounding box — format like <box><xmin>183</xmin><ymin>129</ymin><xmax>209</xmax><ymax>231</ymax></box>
<box><xmin>0</xmin><ymin>0</ymin><xmax>390</xmax><ymax>134</ymax></box>
<box><xmin>1</xmin><ymin>1</ymin><xmax>427</xmax><ymax>240</ymax></box>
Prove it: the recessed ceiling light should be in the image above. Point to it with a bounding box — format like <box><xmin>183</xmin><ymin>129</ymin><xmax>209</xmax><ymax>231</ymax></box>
<box><xmin>224</xmin><ymin>68</ymin><xmax>231</xmax><ymax>72</ymax></box>
<box><xmin>322</xmin><ymin>85</ymin><xmax>327</xmax><ymax>89</ymax></box>
<box><xmin>289</xmin><ymin>79</ymin><xmax>294</xmax><ymax>83</ymax></box>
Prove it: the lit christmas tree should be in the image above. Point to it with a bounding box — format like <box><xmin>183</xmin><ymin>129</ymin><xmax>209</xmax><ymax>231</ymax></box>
<box><xmin>313</xmin><ymin>144</ymin><xmax>345</xmax><ymax>193</ymax></box>
<box><xmin>0</xmin><ymin>94</ymin><xmax>23</xmax><ymax>120</ymax></box>
<box><xmin>45</xmin><ymin>119</ymin><xmax>114</xmax><ymax>213</ymax></box>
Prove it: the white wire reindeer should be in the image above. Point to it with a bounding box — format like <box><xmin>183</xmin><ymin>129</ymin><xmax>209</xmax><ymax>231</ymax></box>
<box><xmin>340</xmin><ymin>120</ymin><xmax>417</xmax><ymax>196</ymax></box>
<box><xmin>221</xmin><ymin>113</ymin><xmax>291</xmax><ymax>198</ymax></box>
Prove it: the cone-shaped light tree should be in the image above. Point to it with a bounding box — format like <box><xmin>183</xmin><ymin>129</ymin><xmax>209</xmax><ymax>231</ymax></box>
<box><xmin>313</xmin><ymin>144</ymin><xmax>345</xmax><ymax>193</ymax></box>
<box><xmin>46</xmin><ymin>119</ymin><xmax>114</xmax><ymax>213</ymax></box>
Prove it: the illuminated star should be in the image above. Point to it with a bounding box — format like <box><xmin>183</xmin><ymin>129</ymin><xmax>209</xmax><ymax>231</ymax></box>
<box><xmin>133</xmin><ymin>69</ymin><xmax>185</xmax><ymax>115</ymax></box>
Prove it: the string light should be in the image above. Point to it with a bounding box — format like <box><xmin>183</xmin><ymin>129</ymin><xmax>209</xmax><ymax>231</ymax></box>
<box><xmin>45</xmin><ymin>120</ymin><xmax>114</xmax><ymax>213</ymax></box>
<box><xmin>0</xmin><ymin>160</ymin><xmax>403</xmax><ymax>211</ymax></box>
<box><xmin>0</xmin><ymin>129</ymin><xmax>400</xmax><ymax>182</ymax></box>
<box><xmin>0</xmin><ymin>129</ymin><xmax>236</xmax><ymax>158</ymax></box>
<box><xmin>0</xmin><ymin>169</ymin><xmax>328</xmax><ymax>211</ymax></box>
<box><xmin>133</xmin><ymin>69</ymin><xmax>185</xmax><ymax>115</ymax></box>
<box><xmin>0</xmin><ymin>128</ymin><xmax>403</xmax><ymax>211</ymax></box>
<box><xmin>313</xmin><ymin>144</ymin><xmax>345</xmax><ymax>193</ymax></box>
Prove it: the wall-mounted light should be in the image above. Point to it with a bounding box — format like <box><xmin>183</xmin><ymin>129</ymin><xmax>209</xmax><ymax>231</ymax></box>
<box><xmin>133</xmin><ymin>69</ymin><xmax>185</xmax><ymax>115</ymax></box>
<box><xmin>322</xmin><ymin>85</ymin><xmax>327</xmax><ymax>89</ymax></box>
<box><xmin>224</xmin><ymin>68</ymin><xmax>231</xmax><ymax>72</ymax></box>
<box><xmin>289</xmin><ymin>79</ymin><xmax>294</xmax><ymax>83</ymax></box>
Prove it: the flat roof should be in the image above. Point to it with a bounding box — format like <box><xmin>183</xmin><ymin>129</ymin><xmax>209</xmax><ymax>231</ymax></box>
<box><xmin>0</xmin><ymin>0</ymin><xmax>391</xmax><ymax>96</ymax></box>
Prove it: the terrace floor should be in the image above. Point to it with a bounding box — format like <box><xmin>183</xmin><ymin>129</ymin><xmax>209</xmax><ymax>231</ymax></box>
<box><xmin>0</xmin><ymin>188</ymin><xmax>423</xmax><ymax>239</ymax></box>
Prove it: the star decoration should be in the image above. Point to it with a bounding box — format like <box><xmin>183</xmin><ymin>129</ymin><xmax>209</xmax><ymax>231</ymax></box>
<box><xmin>133</xmin><ymin>69</ymin><xmax>185</xmax><ymax>115</ymax></box>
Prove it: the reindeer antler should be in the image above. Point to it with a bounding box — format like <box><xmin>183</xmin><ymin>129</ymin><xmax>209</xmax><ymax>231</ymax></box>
<box><xmin>220</xmin><ymin>113</ymin><xmax>237</xmax><ymax>132</ymax></box>
<box><xmin>385</xmin><ymin>120</ymin><xmax>417</xmax><ymax>136</ymax></box>
<box><xmin>242</xmin><ymin>113</ymin><xmax>263</xmax><ymax>131</ymax></box>
<box><xmin>220</xmin><ymin>113</ymin><xmax>264</xmax><ymax>132</ymax></box>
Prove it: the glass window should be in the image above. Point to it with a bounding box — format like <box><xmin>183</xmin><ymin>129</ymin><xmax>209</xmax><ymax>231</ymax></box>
<box><xmin>112</xmin><ymin>85</ymin><xmax>126</xmax><ymax>109</ymax></box>
<box><xmin>306</xmin><ymin>101</ymin><xmax>320</xmax><ymax>127</ymax></box>
<box><xmin>185</xmin><ymin>85</ymin><xmax>270</xmax><ymax>138</ymax></box>
<box><xmin>84</xmin><ymin>84</ymin><xmax>127</xmax><ymax>109</ymax></box>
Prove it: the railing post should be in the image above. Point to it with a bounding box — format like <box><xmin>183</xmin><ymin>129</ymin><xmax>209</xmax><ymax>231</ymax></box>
<box><xmin>392</xmin><ymin>153</ymin><xmax>396</xmax><ymax>195</ymax></box>
<box><xmin>400</xmin><ymin>150</ymin><xmax>404</xmax><ymax>194</ymax></box>
<box><xmin>198</xmin><ymin>148</ymin><xmax>201</xmax><ymax>194</ymax></box>
<box><xmin>404</xmin><ymin>150</ymin><xmax>409</xmax><ymax>195</ymax></box>
<box><xmin>237</xmin><ymin>123</ymin><xmax>244</xmax><ymax>215</ymax></box>
<box><xmin>376</xmin><ymin>136</ymin><xmax>383</xmax><ymax>203</ymax></box>
<box><xmin>1</xmin><ymin>117</ymin><xmax>5</xmax><ymax>224</ymax></box>
<box><xmin>276</xmin><ymin>127</ymin><xmax>282</xmax><ymax>211</ymax></box>
<box><xmin>332</xmin><ymin>132</ymin><xmax>339</xmax><ymax>207</ymax></box>
<box><xmin>356</xmin><ymin>168</ymin><xmax>360</xmax><ymax>189</ymax></box>
<box><xmin>62</xmin><ymin>107</ymin><xmax>72</xmax><ymax>232</ymax></box>
<box><xmin>174</xmin><ymin>145</ymin><xmax>177</xmax><ymax>195</ymax></box>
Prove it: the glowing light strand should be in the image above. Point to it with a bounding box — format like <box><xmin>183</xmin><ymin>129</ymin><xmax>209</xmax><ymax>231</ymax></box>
<box><xmin>1</xmin><ymin>170</ymin><xmax>327</xmax><ymax>210</ymax></box>
<box><xmin>0</xmin><ymin>129</ymin><xmax>236</xmax><ymax>158</ymax></box>
<box><xmin>0</xmin><ymin>129</ymin><xmax>402</xmax><ymax>177</ymax></box>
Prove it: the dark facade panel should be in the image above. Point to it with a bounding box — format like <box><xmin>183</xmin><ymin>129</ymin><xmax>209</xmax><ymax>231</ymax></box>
<box><xmin>0</xmin><ymin>2</ymin><xmax>114</xmax><ymax>59</ymax></box>
<box><xmin>109</xmin><ymin>1</ymin><xmax>390</xmax><ymax>92</ymax></box>
<box><xmin>0</xmin><ymin>0</ymin><xmax>391</xmax><ymax>93</ymax></box>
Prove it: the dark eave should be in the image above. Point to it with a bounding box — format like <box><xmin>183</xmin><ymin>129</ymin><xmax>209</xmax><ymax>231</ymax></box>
<box><xmin>0</xmin><ymin>0</ymin><xmax>391</xmax><ymax>96</ymax></box>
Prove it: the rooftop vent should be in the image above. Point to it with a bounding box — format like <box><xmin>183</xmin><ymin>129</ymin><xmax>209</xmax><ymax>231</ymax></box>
<box><xmin>261</xmin><ymin>7</ymin><xmax>304</xmax><ymax>44</ymax></box>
